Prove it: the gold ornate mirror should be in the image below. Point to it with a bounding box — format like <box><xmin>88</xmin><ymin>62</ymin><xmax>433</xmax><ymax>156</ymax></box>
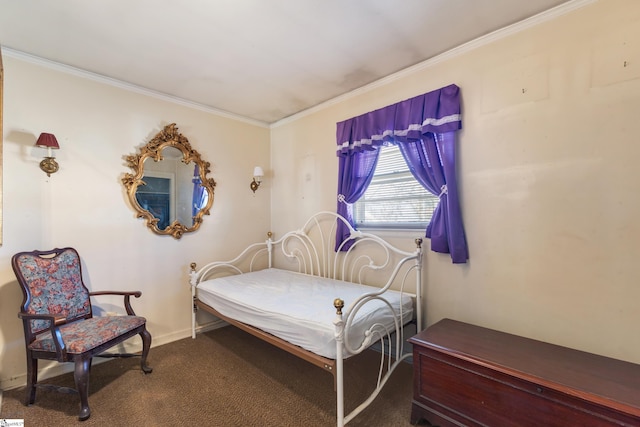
<box><xmin>122</xmin><ymin>123</ymin><xmax>216</xmax><ymax>239</ymax></box>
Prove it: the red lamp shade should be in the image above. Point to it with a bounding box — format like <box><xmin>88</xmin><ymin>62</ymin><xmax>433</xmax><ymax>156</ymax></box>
<box><xmin>35</xmin><ymin>133</ymin><xmax>60</xmax><ymax>149</ymax></box>
<box><xmin>35</xmin><ymin>133</ymin><xmax>61</xmax><ymax>176</ymax></box>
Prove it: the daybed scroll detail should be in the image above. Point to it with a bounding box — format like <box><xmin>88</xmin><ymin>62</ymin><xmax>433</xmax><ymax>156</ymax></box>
<box><xmin>189</xmin><ymin>211</ymin><xmax>423</xmax><ymax>427</ymax></box>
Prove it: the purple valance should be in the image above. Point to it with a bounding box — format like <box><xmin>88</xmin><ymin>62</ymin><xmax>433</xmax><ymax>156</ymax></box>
<box><xmin>336</xmin><ymin>84</ymin><xmax>461</xmax><ymax>156</ymax></box>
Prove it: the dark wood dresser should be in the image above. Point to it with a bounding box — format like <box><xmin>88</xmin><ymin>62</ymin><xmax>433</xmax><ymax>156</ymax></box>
<box><xmin>408</xmin><ymin>319</ymin><xmax>640</xmax><ymax>426</ymax></box>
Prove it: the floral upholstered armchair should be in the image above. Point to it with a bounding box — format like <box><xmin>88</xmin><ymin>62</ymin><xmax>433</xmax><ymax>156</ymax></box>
<box><xmin>11</xmin><ymin>247</ymin><xmax>152</xmax><ymax>421</ymax></box>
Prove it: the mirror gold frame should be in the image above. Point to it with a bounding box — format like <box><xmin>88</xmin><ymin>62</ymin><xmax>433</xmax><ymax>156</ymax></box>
<box><xmin>122</xmin><ymin>123</ymin><xmax>216</xmax><ymax>239</ymax></box>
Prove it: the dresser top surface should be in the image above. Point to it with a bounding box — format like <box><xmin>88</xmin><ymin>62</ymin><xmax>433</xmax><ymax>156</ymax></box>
<box><xmin>409</xmin><ymin>318</ymin><xmax>640</xmax><ymax>414</ymax></box>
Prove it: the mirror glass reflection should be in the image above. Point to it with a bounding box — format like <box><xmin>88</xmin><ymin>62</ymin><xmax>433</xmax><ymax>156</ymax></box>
<box><xmin>136</xmin><ymin>147</ymin><xmax>209</xmax><ymax>229</ymax></box>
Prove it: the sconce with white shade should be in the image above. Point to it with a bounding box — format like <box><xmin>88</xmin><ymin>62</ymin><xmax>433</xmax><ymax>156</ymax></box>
<box><xmin>35</xmin><ymin>133</ymin><xmax>60</xmax><ymax>177</ymax></box>
<box><xmin>250</xmin><ymin>166</ymin><xmax>264</xmax><ymax>193</ymax></box>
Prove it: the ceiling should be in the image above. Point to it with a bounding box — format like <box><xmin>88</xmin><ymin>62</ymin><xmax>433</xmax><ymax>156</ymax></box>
<box><xmin>0</xmin><ymin>0</ymin><xmax>573</xmax><ymax>125</ymax></box>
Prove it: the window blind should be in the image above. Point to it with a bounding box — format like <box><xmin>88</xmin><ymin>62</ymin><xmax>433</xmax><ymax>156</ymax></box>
<box><xmin>354</xmin><ymin>145</ymin><xmax>439</xmax><ymax>228</ymax></box>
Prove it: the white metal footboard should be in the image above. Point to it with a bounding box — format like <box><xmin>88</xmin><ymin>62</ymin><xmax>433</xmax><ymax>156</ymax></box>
<box><xmin>326</xmin><ymin>214</ymin><xmax>423</xmax><ymax>427</ymax></box>
<box><xmin>189</xmin><ymin>211</ymin><xmax>423</xmax><ymax>427</ymax></box>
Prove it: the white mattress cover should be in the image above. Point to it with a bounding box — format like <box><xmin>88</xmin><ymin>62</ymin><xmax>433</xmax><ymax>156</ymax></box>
<box><xmin>197</xmin><ymin>268</ymin><xmax>413</xmax><ymax>359</ymax></box>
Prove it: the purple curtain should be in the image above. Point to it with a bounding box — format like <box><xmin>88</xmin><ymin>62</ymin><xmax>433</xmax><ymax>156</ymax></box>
<box><xmin>192</xmin><ymin>164</ymin><xmax>207</xmax><ymax>224</ymax></box>
<box><xmin>335</xmin><ymin>84</ymin><xmax>468</xmax><ymax>263</ymax></box>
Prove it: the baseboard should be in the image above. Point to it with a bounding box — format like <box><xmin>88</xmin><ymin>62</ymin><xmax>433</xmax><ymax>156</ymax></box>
<box><xmin>195</xmin><ymin>319</ymin><xmax>228</xmax><ymax>334</ymax></box>
<box><xmin>0</xmin><ymin>319</ymin><xmax>226</xmax><ymax>391</ymax></box>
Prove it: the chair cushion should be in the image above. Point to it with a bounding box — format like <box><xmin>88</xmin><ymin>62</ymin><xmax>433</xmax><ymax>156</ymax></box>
<box><xmin>29</xmin><ymin>315</ymin><xmax>147</xmax><ymax>354</ymax></box>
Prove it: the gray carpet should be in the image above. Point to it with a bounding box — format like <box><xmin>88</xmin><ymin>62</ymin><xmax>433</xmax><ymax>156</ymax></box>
<box><xmin>1</xmin><ymin>326</ymin><xmax>425</xmax><ymax>426</ymax></box>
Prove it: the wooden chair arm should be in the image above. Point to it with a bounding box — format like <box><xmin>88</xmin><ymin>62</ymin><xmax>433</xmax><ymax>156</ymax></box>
<box><xmin>89</xmin><ymin>291</ymin><xmax>142</xmax><ymax>316</ymax></box>
<box><xmin>17</xmin><ymin>312</ymin><xmax>68</xmax><ymax>361</ymax></box>
<box><xmin>89</xmin><ymin>291</ymin><xmax>142</xmax><ymax>297</ymax></box>
<box><xmin>18</xmin><ymin>312</ymin><xmax>67</xmax><ymax>325</ymax></box>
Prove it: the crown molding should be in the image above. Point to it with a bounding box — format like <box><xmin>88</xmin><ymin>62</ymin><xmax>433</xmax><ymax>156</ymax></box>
<box><xmin>1</xmin><ymin>47</ymin><xmax>270</xmax><ymax>128</ymax></box>
<box><xmin>1</xmin><ymin>0</ymin><xmax>596</xmax><ymax>130</ymax></box>
<box><xmin>271</xmin><ymin>0</ymin><xmax>597</xmax><ymax>128</ymax></box>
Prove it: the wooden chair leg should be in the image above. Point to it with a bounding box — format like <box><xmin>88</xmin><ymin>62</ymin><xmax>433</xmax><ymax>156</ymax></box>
<box><xmin>25</xmin><ymin>355</ymin><xmax>38</xmax><ymax>405</ymax></box>
<box><xmin>139</xmin><ymin>328</ymin><xmax>153</xmax><ymax>374</ymax></box>
<box><xmin>74</xmin><ymin>357</ymin><xmax>92</xmax><ymax>421</ymax></box>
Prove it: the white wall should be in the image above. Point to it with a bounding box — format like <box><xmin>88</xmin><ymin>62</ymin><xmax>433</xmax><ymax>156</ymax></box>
<box><xmin>0</xmin><ymin>57</ymin><xmax>271</xmax><ymax>389</ymax></box>
<box><xmin>270</xmin><ymin>0</ymin><xmax>640</xmax><ymax>364</ymax></box>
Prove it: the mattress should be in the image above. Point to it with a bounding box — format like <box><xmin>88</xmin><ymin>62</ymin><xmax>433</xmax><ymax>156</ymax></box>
<box><xmin>197</xmin><ymin>268</ymin><xmax>414</xmax><ymax>359</ymax></box>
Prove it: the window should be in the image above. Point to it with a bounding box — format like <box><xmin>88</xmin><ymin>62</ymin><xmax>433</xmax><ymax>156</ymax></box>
<box><xmin>353</xmin><ymin>144</ymin><xmax>439</xmax><ymax>229</ymax></box>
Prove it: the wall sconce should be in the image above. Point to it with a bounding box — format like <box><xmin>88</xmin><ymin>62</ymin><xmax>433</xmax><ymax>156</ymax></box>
<box><xmin>35</xmin><ymin>133</ymin><xmax>60</xmax><ymax>177</ymax></box>
<box><xmin>250</xmin><ymin>166</ymin><xmax>264</xmax><ymax>193</ymax></box>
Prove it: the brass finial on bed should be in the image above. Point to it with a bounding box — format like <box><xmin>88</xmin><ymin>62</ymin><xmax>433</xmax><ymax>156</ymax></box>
<box><xmin>334</xmin><ymin>298</ymin><xmax>344</xmax><ymax>315</ymax></box>
<box><xmin>415</xmin><ymin>238</ymin><xmax>423</xmax><ymax>249</ymax></box>
<box><xmin>190</xmin><ymin>262</ymin><xmax>197</xmax><ymax>271</ymax></box>
<box><xmin>267</xmin><ymin>231</ymin><xmax>273</xmax><ymax>239</ymax></box>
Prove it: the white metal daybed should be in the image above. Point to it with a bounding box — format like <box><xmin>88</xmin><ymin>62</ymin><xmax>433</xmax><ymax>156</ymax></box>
<box><xmin>189</xmin><ymin>211</ymin><xmax>423</xmax><ymax>427</ymax></box>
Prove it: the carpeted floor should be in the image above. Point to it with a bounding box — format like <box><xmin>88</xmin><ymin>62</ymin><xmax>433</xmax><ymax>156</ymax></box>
<box><xmin>1</xmin><ymin>326</ymin><xmax>426</xmax><ymax>426</ymax></box>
